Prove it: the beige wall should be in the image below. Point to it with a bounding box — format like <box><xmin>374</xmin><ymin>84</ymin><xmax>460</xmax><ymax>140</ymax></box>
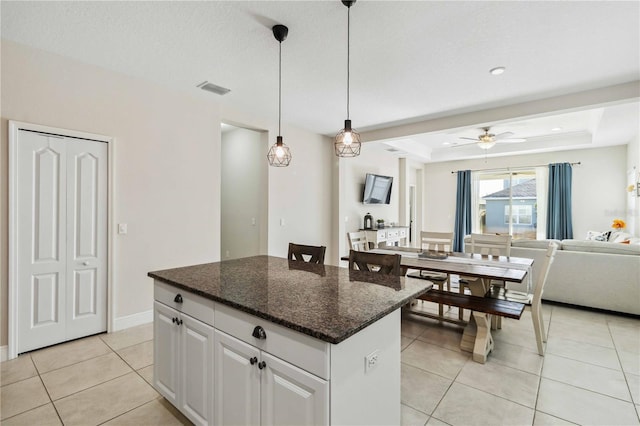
<box><xmin>265</xmin><ymin>126</ymin><xmax>334</xmax><ymax>262</ymax></box>
<box><xmin>221</xmin><ymin>127</ymin><xmax>267</xmax><ymax>260</ymax></box>
<box><xmin>1</xmin><ymin>40</ymin><xmax>221</xmax><ymax>346</ymax></box>
<box><xmin>422</xmin><ymin>145</ymin><xmax>629</xmax><ymax>240</ymax></box>
<box><xmin>337</xmin><ymin>147</ymin><xmax>402</xmax><ymax>261</ymax></box>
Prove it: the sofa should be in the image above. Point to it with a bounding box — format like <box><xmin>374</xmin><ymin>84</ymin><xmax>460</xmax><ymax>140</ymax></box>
<box><xmin>508</xmin><ymin>239</ymin><xmax>640</xmax><ymax>316</ymax></box>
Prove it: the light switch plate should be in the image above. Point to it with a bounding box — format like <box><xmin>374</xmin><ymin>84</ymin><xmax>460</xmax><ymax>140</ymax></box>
<box><xmin>118</xmin><ymin>223</ymin><xmax>127</xmax><ymax>234</ymax></box>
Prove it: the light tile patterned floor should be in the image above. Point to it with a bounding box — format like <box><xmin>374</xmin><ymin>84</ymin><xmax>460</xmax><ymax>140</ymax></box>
<box><xmin>1</xmin><ymin>303</ymin><xmax>639</xmax><ymax>425</ymax></box>
<box><xmin>0</xmin><ymin>323</ymin><xmax>190</xmax><ymax>425</ymax></box>
<box><xmin>402</xmin><ymin>301</ymin><xmax>640</xmax><ymax>425</ymax></box>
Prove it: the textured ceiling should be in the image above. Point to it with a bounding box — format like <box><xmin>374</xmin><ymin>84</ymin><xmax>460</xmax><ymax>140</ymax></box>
<box><xmin>2</xmin><ymin>1</ymin><xmax>639</xmax><ymax>160</ymax></box>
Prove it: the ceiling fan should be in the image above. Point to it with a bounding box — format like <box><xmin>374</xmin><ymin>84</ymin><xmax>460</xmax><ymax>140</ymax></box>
<box><xmin>455</xmin><ymin>127</ymin><xmax>526</xmax><ymax>150</ymax></box>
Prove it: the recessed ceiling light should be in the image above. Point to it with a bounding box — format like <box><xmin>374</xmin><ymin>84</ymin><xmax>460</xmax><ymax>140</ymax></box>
<box><xmin>489</xmin><ymin>66</ymin><xmax>506</xmax><ymax>75</ymax></box>
<box><xmin>551</xmin><ymin>127</ymin><xmax>563</xmax><ymax>131</ymax></box>
<box><xmin>443</xmin><ymin>142</ymin><xmax>450</xmax><ymax>145</ymax></box>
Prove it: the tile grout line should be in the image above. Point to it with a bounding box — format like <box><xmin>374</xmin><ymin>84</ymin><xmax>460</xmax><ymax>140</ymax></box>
<box><xmin>607</xmin><ymin>320</ymin><xmax>640</xmax><ymax>424</ymax></box>
<box><xmin>532</xmin><ymin>306</ymin><xmax>549</xmax><ymax>425</ymax></box>
<box><xmin>95</xmin><ymin>397</ymin><xmax>161</xmax><ymax>425</ymax></box>
<box><xmin>35</xmin><ymin>364</ymin><xmax>65</xmax><ymax>426</ymax></box>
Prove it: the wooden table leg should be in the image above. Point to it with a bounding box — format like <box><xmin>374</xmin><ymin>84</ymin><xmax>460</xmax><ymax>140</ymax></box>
<box><xmin>471</xmin><ymin>312</ymin><xmax>493</xmax><ymax>363</ymax></box>
<box><xmin>459</xmin><ymin>278</ymin><xmax>494</xmax><ymax>363</ymax></box>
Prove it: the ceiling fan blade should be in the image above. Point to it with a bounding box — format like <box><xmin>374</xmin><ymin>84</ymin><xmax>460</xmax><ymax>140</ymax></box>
<box><xmin>498</xmin><ymin>138</ymin><xmax>526</xmax><ymax>143</ymax></box>
<box><xmin>459</xmin><ymin>137</ymin><xmax>479</xmax><ymax>141</ymax></box>
<box><xmin>451</xmin><ymin>142</ymin><xmax>478</xmax><ymax>148</ymax></box>
<box><xmin>494</xmin><ymin>131</ymin><xmax>515</xmax><ymax>140</ymax></box>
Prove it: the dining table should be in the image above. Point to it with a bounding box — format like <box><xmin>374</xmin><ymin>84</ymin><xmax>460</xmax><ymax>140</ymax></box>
<box><xmin>342</xmin><ymin>246</ymin><xmax>534</xmax><ymax>362</ymax></box>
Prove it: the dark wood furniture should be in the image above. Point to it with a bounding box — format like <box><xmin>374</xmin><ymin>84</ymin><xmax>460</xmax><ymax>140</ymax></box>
<box><xmin>348</xmin><ymin>250</ymin><xmax>401</xmax><ymax>275</ymax></box>
<box><xmin>417</xmin><ymin>289</ymin><xmax>525</xmax><ymax>319</ymax></box>
<box><xmin>288</xmin><ymin>243</ymin><xmax>326</xmax><ymax>265</ymax></box>
<box><xmin>360</xmin><ymin>247</ymin><xmax>533</xmax><ymax>363</ymax></box>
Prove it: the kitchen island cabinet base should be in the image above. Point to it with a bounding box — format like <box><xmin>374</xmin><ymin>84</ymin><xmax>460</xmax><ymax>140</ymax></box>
<box><xmin>153</xmin><ymin>281</ymin><xmax>401</xmax><ymax>425</ymax></box>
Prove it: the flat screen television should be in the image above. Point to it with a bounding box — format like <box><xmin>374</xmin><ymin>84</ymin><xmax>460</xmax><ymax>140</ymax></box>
<box><xmin>363</xmin><ymin>173</ymin><xmax>393</xmax><ymax>204</ymax></box>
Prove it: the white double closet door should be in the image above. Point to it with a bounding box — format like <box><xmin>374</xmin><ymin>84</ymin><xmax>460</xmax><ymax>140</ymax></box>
<box><xmin>16</xmin><ymin>129</ymin><xmax>107</xmax><ymax>354</ymax></box>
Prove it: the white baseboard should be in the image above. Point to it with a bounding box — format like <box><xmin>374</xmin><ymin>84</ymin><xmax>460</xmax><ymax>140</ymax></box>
<box><xmin>1</xmin><ymin>345</ymin><xmax>7</xmax><ymax>362</ymax></box>
<box><xmin>113</xmin><ymin>310</ymin><xmax>153</xmax><ymax>332</ymax></box>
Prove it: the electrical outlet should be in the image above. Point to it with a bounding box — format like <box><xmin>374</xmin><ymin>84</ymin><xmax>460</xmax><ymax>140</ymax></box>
<box><xmin>364</xmin><ymin>350</ymin><xmax>379</xmax><ymax>374</ymax></box>
<box><xmin>118</xmin><ymin>223</ymin><xmax>127</xmax><ymax>235</ymax></box>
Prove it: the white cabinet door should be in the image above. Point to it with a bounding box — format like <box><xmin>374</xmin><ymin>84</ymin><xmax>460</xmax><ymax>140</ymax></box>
<box><xmin>181</xmin><ymin>313</ymin><xmax>215</xmax><ymax>426</ymax></box>
<box><xmin>261</xmin><ymin>352</ymin><xmax>328</xmax><ymax>426</ymax></box>
<box><xmin>214</xmin><ymin>330</ymin><xmax>260</xmax><ymax>426</ymax></box>
<box><xmin>154</xmin><ymin>301</ymin><xmax>180</xmax><ymax>405</ymax></box>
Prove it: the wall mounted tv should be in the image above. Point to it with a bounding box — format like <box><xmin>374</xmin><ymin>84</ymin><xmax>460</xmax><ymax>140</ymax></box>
<box><xmin>363</xmin><ymin>173</ymin><xmax>393</xmax><ymax>204</ymax></box>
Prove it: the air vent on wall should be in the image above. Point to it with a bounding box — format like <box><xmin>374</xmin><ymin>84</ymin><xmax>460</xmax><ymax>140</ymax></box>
<box><xmin>197</xmin><ymin>81</ymin><xmax>231</xmax><ymax>95</ymax></box>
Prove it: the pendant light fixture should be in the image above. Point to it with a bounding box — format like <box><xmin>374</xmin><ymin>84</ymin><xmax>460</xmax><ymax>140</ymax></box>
<box><xmin>267</xmin><ymin>24</ymin><xmax>292</xmax><ymax>167</ymax></box>
<box><xmin>335</xmin><ymin>0</ymin><xmax>361</xmax><ymax>157</ymax></box>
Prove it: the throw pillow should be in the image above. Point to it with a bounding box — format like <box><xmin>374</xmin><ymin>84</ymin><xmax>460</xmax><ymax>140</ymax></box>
<box><xmin>586</xmin><ymin>230</ymin><xmax>611</xmax><ymax>242</ymax></box>
<box><xmin>610</xmin><ymin>231</ymin><xmax>632</xmax><ymax>243</ymax></box>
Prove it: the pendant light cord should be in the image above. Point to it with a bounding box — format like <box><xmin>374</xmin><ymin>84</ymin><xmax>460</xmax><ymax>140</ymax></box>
<box><xmin>278</xmin><ymin>40</ymin><xmax>282</xmax><ymax>137</ymax></box>
<box><xmin>346</xmin><ymin>5</ymin><xmax>350</xmax><ymax>120</ymax></box>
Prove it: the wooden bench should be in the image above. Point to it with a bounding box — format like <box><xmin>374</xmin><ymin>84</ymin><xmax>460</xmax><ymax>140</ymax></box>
<box><xmin>415</xmin><ymin>289</ymin><xmax>525</xmax><ymax>319</ymax></box>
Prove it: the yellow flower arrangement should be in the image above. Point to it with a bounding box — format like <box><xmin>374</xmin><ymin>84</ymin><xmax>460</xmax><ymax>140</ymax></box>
<box><xmin>612</xmin><ymin>219</ymin><xmax>626</xmax><ymax>230</ymax></box>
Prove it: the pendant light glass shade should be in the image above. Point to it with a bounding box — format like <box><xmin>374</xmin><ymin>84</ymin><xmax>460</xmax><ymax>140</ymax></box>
<box><xmin>335</xmin><ymin>0</ymin><xmax>361</xmax><ymax>158</ymax></box>
<box><xmin>267</xmin><ymin>136</ymin><xmax>292</xmax><ymax>167</ymax></box>
<box><xmin>335</xmin><ymin>119</ymin><xmax>361</xmax><ymax>157</ymax></box>
<box><xmin>268</xmin><ymin>24</ymin><xmax>292</xmax><ymax>167</ymax></box>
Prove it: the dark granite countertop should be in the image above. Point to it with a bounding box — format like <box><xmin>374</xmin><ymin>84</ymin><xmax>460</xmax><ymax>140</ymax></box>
<box><xmin>148</xmin><ymin>256</ymin><xmax>431</xmax><ymax>344</ymax></box>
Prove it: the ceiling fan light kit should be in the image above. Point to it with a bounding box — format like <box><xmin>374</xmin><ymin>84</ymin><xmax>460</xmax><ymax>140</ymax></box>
<box><xmin>455</xmin><ymin>126</ymin><xmax>526</xmax><ymax>150</ymax></box>
<box><xmin>267</xmin><ymin>24</ymin><xmax>292</xmax><ymax>167</ymax></box>
<box><xmin>478</xmin><ymin>140</ymin><xmax>496</xmax><ymax>150</ymax></box>
<box><xmin>335</xmin><ymin>0</ymin><xmax>362</xmax><ymax>158</ymax></box>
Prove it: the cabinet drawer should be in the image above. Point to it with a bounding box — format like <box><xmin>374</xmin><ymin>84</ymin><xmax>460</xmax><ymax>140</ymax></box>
<box><xmin>214</xmin><ymin>303</ymin><xmax>329</xmax><ymax>380</ymax></box>
<box><xmin>154</xmin><ymin>281</ymin><xmax>215</xmax><ymax>327</ymax></box>
<box><xmin>386</xmin><ymin>230</ymin><xmax>399</xmax><ymax>239</ymax></box>
<box><xmin>376</xmin><ymin>230</ymin><xmax>386</xmax><ymax>241</ymax></box>
<box><xmin>399</xmin><ymin>229</ymin><xmax>407</xmax><ymax>237</ymax></box>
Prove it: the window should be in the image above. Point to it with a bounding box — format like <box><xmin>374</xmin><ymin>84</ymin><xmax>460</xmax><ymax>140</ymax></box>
<box><xmin>474</xmin><ymin>170</ymin><xmax>542</xmax><ymax>240</ymax></box>
<box><xmin>505</xmin><ymin>205</ymin><xmax>533</xmax><ymax>225</ymax></box>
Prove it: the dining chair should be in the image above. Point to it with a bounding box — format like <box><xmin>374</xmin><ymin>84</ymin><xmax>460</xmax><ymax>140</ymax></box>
<box><xmin>288</xmin><ymin>243</ymin><xmax>326</xmax><ymax>265</ymax></box>
<box><xmin>487</xmin><ymin>241</ymin><xmax>557</xmax><ymax>354</ymax></box>
<box><xmin>469</xmin><ymin>233</ymin><xmax>512</xmax><ymax>256</ymax></box>
<box><xmin>461</xmin><ymin>233</ymin><xmax>513</xmax><ymax>321</ymax></box>
<box><xmin>348</xmin><ymin>231</ymin><xmax>370</xmax><ymax>251</ymax></box>
<box><xmin>413</xmin><ymin>231</ymin><xmax>454</xmax><ymax>316</ymax></box>
<box><xmin>531</xmin><ymin>241</ymin><xmax>558</xmax><ymax>355</ymax></box>
<box><xmin>348</xmin><ymin>250</ymin><xmax>401</xmax><ymax>275</ymax></box>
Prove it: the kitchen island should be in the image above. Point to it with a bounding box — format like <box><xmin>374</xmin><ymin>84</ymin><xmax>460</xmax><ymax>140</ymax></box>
<box><xmin>148</xmin><ymin>255</ymin><xmax>431</xmax><ymax>426</ymax></box>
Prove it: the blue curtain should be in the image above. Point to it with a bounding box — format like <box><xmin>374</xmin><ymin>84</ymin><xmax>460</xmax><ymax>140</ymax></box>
<box><xmin>546</xmin><ymin>162</ymin><xmax>573</xmax><ymax>239</ymax></box>
<box><xmin>453</xmin><ymin>170</ymin><xmax>472</xmax><ymax>252</ymax></box>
